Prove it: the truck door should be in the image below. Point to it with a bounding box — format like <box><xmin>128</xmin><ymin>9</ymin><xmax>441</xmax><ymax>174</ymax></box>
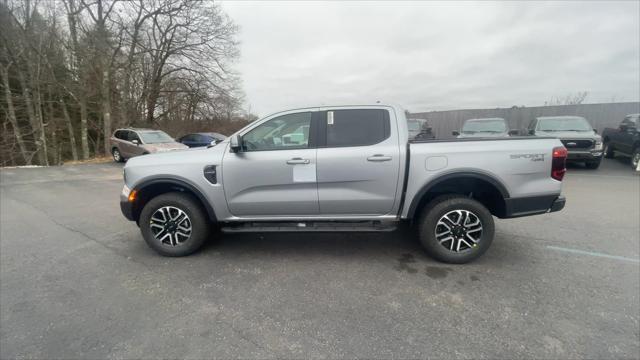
<box><xmin>222</xmin><ymin>111</ymin><xmax>319</xmax><ymax>216</ymax></box>
<box><xmin>316</xmin><ymin>109</ymin><xmax>400</xmax><ymax>215</ymax></box>
<box><xmin>617</xmin><ymin>116</ymin><xmax>638</xmax><ymax>154</ymax></box>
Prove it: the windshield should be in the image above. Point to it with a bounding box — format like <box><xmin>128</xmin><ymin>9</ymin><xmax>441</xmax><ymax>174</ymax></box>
<box><xmin>407</xmin><ymin>120</ymin><xmax>421</xmax><ymax>131</ymax></box>
<box><xmin>537</xmin><ymin>117</ymin><xmax>592</xmax><ymax>132</ymax></box>
<box><xmin>462</xmin><ymin>119</ymin><xmax>506</xmax><ymax>133</ymax></box>
<box><xmin>139</xmin><ymin>131</ymin><xmax>175</xmax><ymax>144</ymax></box>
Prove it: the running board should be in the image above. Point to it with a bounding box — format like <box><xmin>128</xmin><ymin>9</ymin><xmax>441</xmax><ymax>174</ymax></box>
<box><xmin>221</xmin><ymin>221</ymin><xmax>397</xmax><ymax>233</ymax></box>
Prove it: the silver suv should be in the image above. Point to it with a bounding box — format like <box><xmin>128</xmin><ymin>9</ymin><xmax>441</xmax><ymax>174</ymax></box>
<box><xmin>110</xmin><ymin>128</ymin><xmax>188</xmax><ymax>162</ymax></box>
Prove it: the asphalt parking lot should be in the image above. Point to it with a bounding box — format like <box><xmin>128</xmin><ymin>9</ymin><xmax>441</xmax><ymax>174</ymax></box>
<box><xmin>1</xmin><ymin>158</ymin><xmax>639</xmax><ymax>359</ymax></box>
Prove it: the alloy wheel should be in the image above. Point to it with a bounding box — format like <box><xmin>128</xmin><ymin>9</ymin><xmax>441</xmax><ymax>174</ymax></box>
<box><xmin>149</xmin><ymin>206</ymin><xmax>192</xmax><ymax>246</ymax></box>
<box><xmin>113</xmin><ymin>149</ymin><xmax>121</xmax><ymax>161</ymax></box>
<box><xmin>435</xmin><ymin>210</ymin><xmax>483</xmax><ymax>252</ymax></box>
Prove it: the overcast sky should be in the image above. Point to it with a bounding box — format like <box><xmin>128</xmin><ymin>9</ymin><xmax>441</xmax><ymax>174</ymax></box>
<box><xmin>219</xmin><ymin>1</ymin><xmax>639</xmax><ymax>116</ymax></box>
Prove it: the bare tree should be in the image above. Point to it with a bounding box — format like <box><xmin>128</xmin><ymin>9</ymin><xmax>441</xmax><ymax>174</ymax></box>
<box><xmin>0</xmin><ymin>0</ymin><xmax>250</xmax><ymax>166</ymax></box>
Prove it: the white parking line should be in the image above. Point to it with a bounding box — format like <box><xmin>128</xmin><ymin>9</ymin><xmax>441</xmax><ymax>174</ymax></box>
<box><xmin>546</xmin><ymin>245</ymin><xmax>640</xmax><ymax>264</ymax></box>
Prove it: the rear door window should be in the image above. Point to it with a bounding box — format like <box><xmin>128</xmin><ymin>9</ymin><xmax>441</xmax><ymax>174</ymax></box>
<box><xmin>115</xmin><ymin>130</ymin><xmax>128</xmax><ymax>140</ymax></box>
<box><xmin>325</xmin><ymin>109</ymin><xmax>389</xmax><ymax>147</ymax></box>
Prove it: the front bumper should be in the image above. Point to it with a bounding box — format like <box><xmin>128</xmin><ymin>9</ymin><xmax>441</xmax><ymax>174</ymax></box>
<box><xmin>566</xmin><ymin>150</ymin><xmax>602</xmax><ymax>161</ymax></box>
<box><xmin>120</xmin><ymin>200</ymin><xmax>135</xmax><ymax>221</ymax></box>
<box><xmin>503</xmin><ymin>195</ymin><xmax>566</xmax><ymax>218</ymax></box>
<box><xmin>120</xmin><ymin>184</ymin><xmax>135</xmax><ymax>221</ymax></box>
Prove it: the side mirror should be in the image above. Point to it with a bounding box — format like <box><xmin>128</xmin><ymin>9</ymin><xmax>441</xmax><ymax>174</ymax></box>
<box><xmin>620</xmin><ymin>124</ymin><xmax>628</xmax><ymax>132</ymax></box>
<box><xmin>528</xmin><ymin>129</ymin><xmax>536</xmax><ymax>135</ymax></box>
<box><xmin>508</xmin><ymin>129</ymin><xmax>519</xmax><ymax>136</ymax></box>
<box><xmin>229</xmin><ymin>135</ymin><xmax>241</xmax><ymax>152</ymax></box>
<box><xmin>452</xmin><ymin>131</ymin><xmax>460</xmax><ymax>136</ymax></box>
<box><xmin>132</xmin><ymin>139</ymin><xmax>140</xmax><ymax>145</ymax></box>
<box><xmin>593</xmin><ymin>128</ymin><xmax>598</xmax><ymax>134</ymax></box>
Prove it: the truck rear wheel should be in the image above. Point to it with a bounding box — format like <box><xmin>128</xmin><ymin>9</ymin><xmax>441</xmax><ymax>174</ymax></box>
<box><xmin>417</xmin><ymin>195</ymin><xmax>494</xmax><ymax>264</ymax></box>
<box><xmin>139</xmin><ymin>192</ymin><xmax>210</xmax><ymax>256</ymax></box>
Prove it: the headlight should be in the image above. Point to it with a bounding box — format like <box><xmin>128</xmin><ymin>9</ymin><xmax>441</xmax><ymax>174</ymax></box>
<box><xmin>594</xmin><ymin>141</ymin><xmax>603</xmax><ymax>151</ymax></box>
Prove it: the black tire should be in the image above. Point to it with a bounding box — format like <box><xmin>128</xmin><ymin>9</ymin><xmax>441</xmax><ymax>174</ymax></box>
<box><xmin>631</xmin><ymin>148</ymin><xmax>640</xmax><ymax>170</ymax></box>
<box><xmin>585</xmin><ymin>160</ymin><xmax>601</xmax><ymax>169</ymax></box>
<box><xmin>418</xmin><ymin>195</ymin><xmax>495</xmax><ymax>264</ymax></box>
<box><xmin>603</xmin><ymin>142</ymin><xmax>614</xmax><ymax>158</ymax></box>
<box><xmin>112</xmin><ymin>148</ymin><xmax>124</xmax><ymax>162</ymax></box>
<box><xmin>139</xmin><ymin>192</ymin><xmax>210</xmax><ymax>257</ymax></box>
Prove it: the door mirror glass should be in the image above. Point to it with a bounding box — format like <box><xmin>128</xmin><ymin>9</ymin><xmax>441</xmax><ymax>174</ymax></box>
<box><xmin>508</xmin><ymin>129</ymin><xmax>519</xmax><ymax>136</ymax></box>
<box><xmin>132</xmin><ymin>139</ymin><xmax>140</xmax><ymax>145</ymax></box>
<box><xmin>620</xmin><ymin>124</ymin><xmax>628</xmax><ymax>131</ymax></box>
<box><xmin>229</xmin><ymin>135</ymin><xmax>241</xmax><ymax>152</ymax></box>
<box><xmin>529</xmin><ymin>129</ymin><xmax>536</xmax><ymax>135</ymax></box>
<box><xmin>593</xmin><ymin>128</ymin><xmax>598</xmax><ymax>134</ymax></box>
<box><xmin>452</xmin><ymin>131</ymin><xmax>460</xmax><ymax>136</ymax></box>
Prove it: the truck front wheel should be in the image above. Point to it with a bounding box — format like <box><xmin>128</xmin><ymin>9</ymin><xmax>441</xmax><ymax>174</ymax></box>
<box><xmin>139</xmin><ymin>192</ymin><xmax>210</xmax><ymax>256</ymax></box>
<box><xmin>418</xmin><ymin>195</ymin><xmax>495</xmax><ymax>264</ymax></box>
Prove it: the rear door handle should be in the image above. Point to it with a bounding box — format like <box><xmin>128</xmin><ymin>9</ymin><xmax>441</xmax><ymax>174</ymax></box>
<box><xmin>367</xmin><ymin>154</ymin><xmax>392</xmax><ymax>162</ymax></box>
<box><xmin>286</xmin><ymin>158</ymin><xmax>310</xmax><ymax>165</ymax></box>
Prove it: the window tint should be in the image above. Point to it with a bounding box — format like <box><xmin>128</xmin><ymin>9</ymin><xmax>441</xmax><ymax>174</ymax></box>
<box><xmin>242</xmin><ymin>112</ymin><xmax>312</xmax><ymax>151</ymax></box>
<box><xmin>127</xmin><ymin>131</ymin><xmax>141</xmax><ymax>142</ymax></box>
<box><xmin>326</xmin><ymin>109</ymin><xmax>389</xmax><ymax>147</ymax></box>
<box><xmin>181</xmin><ymin>134</ymin><xmax>196</xmax><ymax>142</ymax></box>
<box><xmin>115</xmin><ymin>130</ymin><xmax>127</xmax><ymax>140</ymax></box>
<box><xmin>198</xmin><ymin>135</ymin><xmax>211</xmax><ymax>143</ymax></box>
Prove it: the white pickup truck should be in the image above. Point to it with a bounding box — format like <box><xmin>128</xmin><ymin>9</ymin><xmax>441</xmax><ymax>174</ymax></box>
<box><xmin>120</xmin><ymin>104</ymin><xmax>567</xmax><ymax>263</ymax></box>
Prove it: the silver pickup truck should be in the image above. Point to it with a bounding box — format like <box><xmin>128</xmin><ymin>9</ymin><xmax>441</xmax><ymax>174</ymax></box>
<box><xmin>120</xmin><ymin>104</ymin><xmax>567</xmax><ymax>263</ymax></box>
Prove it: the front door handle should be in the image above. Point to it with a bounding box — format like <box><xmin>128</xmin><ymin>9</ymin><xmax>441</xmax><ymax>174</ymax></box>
<box><xmin>367</xmin><ymin>154</ymin><xmax>392</xmax><ymax>162</ymax></box>
<box><xmin>286</xmin><ymin>157</ymin><xmax>310</xmax><ymax>165</ymax></box>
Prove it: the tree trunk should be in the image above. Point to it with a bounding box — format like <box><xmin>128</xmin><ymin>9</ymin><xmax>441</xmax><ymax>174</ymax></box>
<box><xmin>33</xmin><ymin>78</ymin><xmax>49</xmax><ymax>165</ymax></box>
<box><xmin>79</xmin><ymin>94</ymin><xmax>90</xmax><ymax>159</ymax></box>
<box><xmin>102</xmin><ymin>68</ymin><xmax>112</xmax><ymax>155</ymax></box>
<box><xmin>60</xmin><ymin>98</ymin><xmax>79</xmax><ymax>161</ymax></box>
<box><xmin>46</xmin><ymin>87</ymin><xmax>59</xmax><ymax>165</ymax></box>
<box><xmin>1</xmin><ymin>65</ymin><xmax>30</xmax><ymax>164</ymax></box>
<box><xmin>16</xmin><ymin>69</ymin><xmax>47</xmax><ymax>165</ymax></box>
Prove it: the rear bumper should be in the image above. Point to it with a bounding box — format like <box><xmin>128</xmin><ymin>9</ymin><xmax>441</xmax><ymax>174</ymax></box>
<box><xmin>503</xmin><ymin>195</ymin><xmax>565</xmax><ymax>218</ymax></box>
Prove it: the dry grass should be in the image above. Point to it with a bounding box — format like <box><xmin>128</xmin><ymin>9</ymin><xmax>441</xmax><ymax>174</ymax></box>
<box><xmin>63</xmin><ymin>156</ymin><xmax>113</xmax><ymax>165</ymax></box>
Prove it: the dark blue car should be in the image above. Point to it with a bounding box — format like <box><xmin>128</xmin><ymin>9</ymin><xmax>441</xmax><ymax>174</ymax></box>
<box><xmin>178</xmin><ymin>132</ymin><xmax>227</xmax><ymax>148</ymax></box>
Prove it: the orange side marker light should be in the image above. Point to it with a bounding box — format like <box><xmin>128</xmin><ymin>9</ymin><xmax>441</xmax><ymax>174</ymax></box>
<box><xmin>128</xmin><ymin>190</ymin><xmax>137</xmax><ymax>202</ymax></box>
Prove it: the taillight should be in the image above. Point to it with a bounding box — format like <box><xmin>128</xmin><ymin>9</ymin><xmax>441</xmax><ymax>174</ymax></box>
<box><xmin>551</xmin><ymin>146</ymin><xmax>567</xmax><ymax>181</ymax></box>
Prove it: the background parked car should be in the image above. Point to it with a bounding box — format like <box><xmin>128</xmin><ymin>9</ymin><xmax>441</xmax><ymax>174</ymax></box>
<box><xmin>602</xmin><ymin>114</ymin><xmax>640</xmax><ymax>170</ymax></box>
<box><xmin>178</xmin><ymin>132</ymin><xmax>227</xmax><ymax>148</ymax></box>
<box><xmin>527</xmin><ymin>116</ymin><xmax>603</xmax><ymax>169</ymax></box>
<box><xmin>452</xmin><ymin>118</ymin><xmax>517</xmax><ymax>138</ymax></box>
<box><xmin>110</xmin><ymin>129</ymin><xmax>188</xmax><ymax>162</ymax></box>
